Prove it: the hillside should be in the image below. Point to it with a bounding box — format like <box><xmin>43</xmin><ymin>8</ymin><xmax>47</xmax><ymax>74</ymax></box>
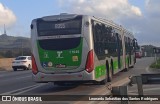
<box><xmin>0</xmin><ymin>34</ymin><xmax>30</xmax><ymax>49</ymax></box>
<box><xmin>0</xmin><ymin>34</ymin><xmax>31</xmax><ymax>58</ymax></box>
<box><xmin>0</xmin><ymin>34</ymin><xmax>157</xmax><ymax>58</ymax></box>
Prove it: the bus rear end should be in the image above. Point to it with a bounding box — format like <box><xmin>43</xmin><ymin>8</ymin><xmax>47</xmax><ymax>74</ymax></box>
<box><xmin>31</xmin><ymin>14</ymin><xmax>94</xmax><ymax>83</ymax></box>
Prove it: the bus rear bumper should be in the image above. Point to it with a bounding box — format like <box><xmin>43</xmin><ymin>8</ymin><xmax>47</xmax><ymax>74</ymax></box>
<box><xmin>32</xmin><ymin>70</ymin><xmax>93</xmax><ymax>83</ymax></box>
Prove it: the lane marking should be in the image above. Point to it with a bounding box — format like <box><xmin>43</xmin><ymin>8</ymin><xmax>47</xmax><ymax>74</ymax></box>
<box><xmin>12</xmin><ymin>83</ymin><xmax>45</xmax><ymax>95</ymax></box>
<box><xmin>1</xmin><ymin>83</ymin><xmax>45</xmax><ymax>95</ymax></box>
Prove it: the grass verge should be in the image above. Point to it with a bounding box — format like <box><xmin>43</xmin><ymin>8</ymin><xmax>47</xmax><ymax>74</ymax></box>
<box><xmin>150</xmin><ymin>59</ymin><xmax>160</xmax><ymax>69</ymax></box>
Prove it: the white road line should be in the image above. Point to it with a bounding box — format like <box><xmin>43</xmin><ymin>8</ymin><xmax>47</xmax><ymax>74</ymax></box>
<box><xmin>1</xmin><ymin>83</ymin><xmax>45</xmax><ymax>95</ymax></box>
<box><xmin>13</xmin><ymin>83</ymin><xmax>45</xmax><ymax>95</ymax></box>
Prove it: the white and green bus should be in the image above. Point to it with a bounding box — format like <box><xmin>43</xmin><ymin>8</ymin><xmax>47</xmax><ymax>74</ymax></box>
<box><xmin>31</xmin><ymin>14</ymin><xmax>137</xmax><ymax>85</ymax></box>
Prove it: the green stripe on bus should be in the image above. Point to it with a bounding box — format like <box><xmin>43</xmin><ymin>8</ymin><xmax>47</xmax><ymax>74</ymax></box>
<box><xmin>37</xmin><ymin>38</ymin><xmax>83</xmax><ymax>70</ymax></box>
<box><xmin>113</xmin><ymin>61</ymin><xmax>118</xmax><ymax>70</ymax></box>
<box><xmin>113</xmin><ymin>59</ymin><xmax>122</xmax><ymax>70</ymax></box>
<box><xmin>95</xmin><ymin>58</ymin><xmax>123</xmax><ymax>79</ymax></box>
<box><xmin>95</xmin><ymin>65</ymin><xmax>106</xmax><ymax>79</ymax></box>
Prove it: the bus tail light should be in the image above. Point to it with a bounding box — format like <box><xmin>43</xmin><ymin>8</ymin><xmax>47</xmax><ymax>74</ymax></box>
<box><xmin>85</xmin><ymin>50</ymin><xmax>94</xmax><ymax>73</ymax></box>
<box><xmin>32</xmin><ymin>54</ymin><xmax>38</xmax><ymax>75</ymax></box>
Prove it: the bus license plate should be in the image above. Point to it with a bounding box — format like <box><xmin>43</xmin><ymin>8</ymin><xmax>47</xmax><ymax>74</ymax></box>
<box><xmin>56</xmin><ymin>64</ymin><xmax>66</xmax><ymax>68</ymax></box>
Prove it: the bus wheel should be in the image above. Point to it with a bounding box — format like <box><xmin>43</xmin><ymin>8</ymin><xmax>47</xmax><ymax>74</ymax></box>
<box><xmin>54</xmin><ymin>82</ymin><xmax>65</xmax><ymax>86</ymax></box>
<box><xmin>130</xmin><ymin>66</ymin><xmax>134</xmax><ymax>68</ymax></box>
<box><xmin>99</xmin><ymin>77</ymin><xmax>107</xmax><ymax>85</ymax></box>
<box><xmin>106</xmin><ymin>60</ymin><xmax>112</xmax><ymax>82</ymax></box>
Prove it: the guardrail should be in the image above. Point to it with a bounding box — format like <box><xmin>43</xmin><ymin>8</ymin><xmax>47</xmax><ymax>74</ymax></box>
<box><xmin>106</xmin><ymin>73</ymin><xmax>160</xmax><ymax>104</ymax></box>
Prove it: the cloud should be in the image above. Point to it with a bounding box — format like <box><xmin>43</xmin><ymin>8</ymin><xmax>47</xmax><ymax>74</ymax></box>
<box><xmin>131</xmin><ymin>6</ymin><xmax>142</xmax><ymax>16</ymax></box>
<box><xmin>59</xmin><ymin>0</ymin><xmax>142</xmax><ymax>20</ymax></box>
<box><xmin>120</xmin><ymin>0</ymin><xmax>160</xmax><ymax>46</ymax></box>
<box><xmin>139</xmin><ymin>0</ymin><xmax>160</xmax><ymax>46</ymax></box>
<box><xmin>0</xmin><ymin>3</ymin><xmax>16</xmax><ymax>27</ymax></box>
<box><xmin>145</xmin><ymin>0</ymin><xmax>160</xmax><ymax>17</ymax></box>
<box><xmin>59</xmin><ymin>0</ymin><xmax>160</xmax><ymax>47</ymax></box>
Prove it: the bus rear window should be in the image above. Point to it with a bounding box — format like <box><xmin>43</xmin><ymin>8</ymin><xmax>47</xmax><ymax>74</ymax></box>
<box><xmin>38</xmin><ymin>37</ymin><xmax>81</xmax><ymax>50</ymax></box>
<box><xmin>37</xmin><ymin>16</ymin><xmax>82</xmax><ymax>36</ymax></box>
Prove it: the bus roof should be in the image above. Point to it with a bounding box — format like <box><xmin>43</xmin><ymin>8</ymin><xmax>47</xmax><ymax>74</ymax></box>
<box><xmin>32</xmin><ymin>13</ymin><xmax>134</xmax><ymax>38</ymax></box>
<box><xmin>35</xmin><ymin>13</ymin><xmax>82</xmax><ymax>22</ymax></box>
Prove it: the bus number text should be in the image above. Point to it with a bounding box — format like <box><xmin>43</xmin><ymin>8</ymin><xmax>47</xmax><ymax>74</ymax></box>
<box><xmin>69</xmin><ymin>50</ymin><xmax>80</xmax><ymax>54</ymax></box>
<box><xmin>55</xmin><ymin>24</ymin><xmax>65</xmax><ymax>29</ymax></box>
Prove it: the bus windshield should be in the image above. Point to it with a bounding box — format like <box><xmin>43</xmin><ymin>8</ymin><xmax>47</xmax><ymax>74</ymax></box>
<box><xmin>37</xmin><ymin>16</ymin><xmax>82</xmax><ymax>36</ymax></box>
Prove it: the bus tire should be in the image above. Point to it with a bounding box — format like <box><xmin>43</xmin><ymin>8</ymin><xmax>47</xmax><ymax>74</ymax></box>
<box><xmin>130</xmin><ymin>65</ymin><xmax>134</xmax><ymax>68</ymax></box>
<box><xmin>99</xmin><ymin>78</ymin><xmax>107</xmax><ymax>85</ymax></box>
<box><xmin>54</xmin><ymin>82</ymin><xmax>65</xmax><ymax>86</ymax></box>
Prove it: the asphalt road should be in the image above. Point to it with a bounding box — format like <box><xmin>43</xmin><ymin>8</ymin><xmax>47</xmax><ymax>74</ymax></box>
<box><xmin>0</xmin><ymin>57</ymin><xmax>159</xmax><ymax>104</ymax></box>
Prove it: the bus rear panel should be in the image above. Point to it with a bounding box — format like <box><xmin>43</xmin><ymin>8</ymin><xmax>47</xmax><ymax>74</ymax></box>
<box><xmin>31</xmin><ymin>14</ymin><xmax>95</xmax><ymax>83</ymax></box>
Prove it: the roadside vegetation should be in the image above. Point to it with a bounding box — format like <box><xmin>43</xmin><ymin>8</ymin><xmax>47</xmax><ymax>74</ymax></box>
<box><xmin>150</xmin><ymin>58</ymin><xmax>160</xmax><ymax>69</ymax></box>
<box><xmin>0</xmin><ymin>49</ymin><xmax>31</xmax><ymax>58</ymax></box>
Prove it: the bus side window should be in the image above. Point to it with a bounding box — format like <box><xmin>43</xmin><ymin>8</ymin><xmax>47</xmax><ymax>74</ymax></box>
<box><xmin>92</xmin><ymin>21</ymin><xmax>105</xmax><ymax>59</ymax></box>
<box><xmin>95</xmin><ymin>23</ymin><xmax>102</xmax><ymax>55</ymax></box>
<box><xmin>92</xmin><ymin>20</ymin><xmax>123</xmax><ymax>59</ymax></box>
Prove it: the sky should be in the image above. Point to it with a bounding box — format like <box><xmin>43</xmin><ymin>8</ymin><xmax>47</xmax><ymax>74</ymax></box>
<box><xmin>0</xmin><ymin>0</ymin><xmax>160</xmax><ymax>46</ymax></box>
